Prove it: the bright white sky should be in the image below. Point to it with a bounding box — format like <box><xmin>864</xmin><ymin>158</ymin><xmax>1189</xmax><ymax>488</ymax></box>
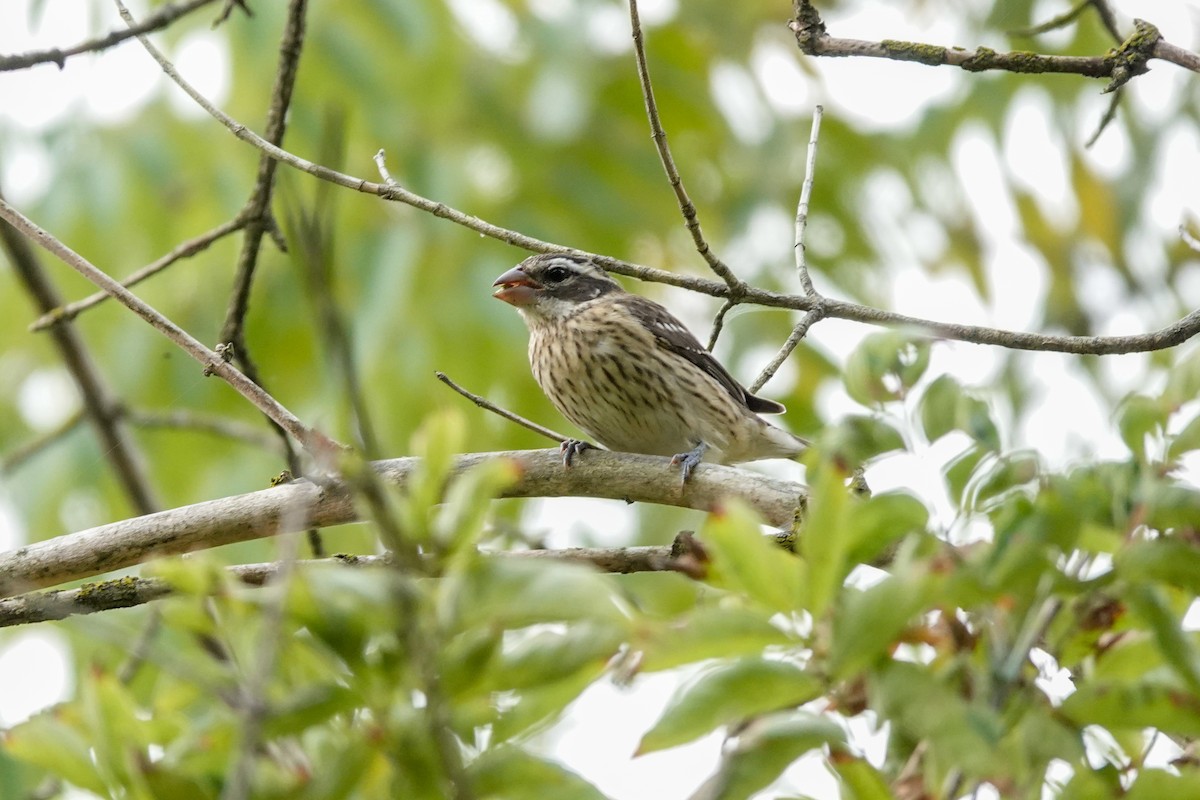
<box><xmin>2</xmin><ymin>1</ymin><xmax>1199</xmax><ymax>798</ymax></box>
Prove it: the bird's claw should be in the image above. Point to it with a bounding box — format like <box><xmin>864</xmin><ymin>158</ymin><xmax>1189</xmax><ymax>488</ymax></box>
<box><xmin>560</xmin><ymin>439</ymin><xmax>594</xmax><ymax>468</ymax></box>
<box><xmin>670</xmin><ymin>442</ymin><xmax>708</xmax><ymax>483</ymax></box>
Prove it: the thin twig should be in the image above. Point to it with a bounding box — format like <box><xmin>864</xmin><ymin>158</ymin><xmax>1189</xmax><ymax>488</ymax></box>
<box><xmin>108</xmin><ymin>3</ymin><xmax>1200</xmax><ymax>356</ymax></box>
<box><xmin>1</xmin><ymin>410</ymin><xmax>84</xmax><ymax>474</ymax></box>
<box><xmin>212</xmin><ymin>0</ymin><xmax>312</xmax><ymax>490</ymax></box>
<box><xmin>628</xmin><ymin>0</ymin><xmax>742</xmax><ymax>290</ymax></box>
<box><xmin>794</xmin><ymin>105</ymin><xmax>823</xmax><ymax>298</ymax></box>
<box><xmin>29</xmin><ymin>217</ymin><xmax>246</xmax><ymax>332</ymax></box>
<box><xmin>1085</xmin><ymin>89</ymin><xmax>1122</xmax><ymax>147</ymax></box>
<box><xmin>1</xmin><ymin>212</ymin><xmax>160</xmax><ymax>514</ymax></box>
<box><xmin>706</xmin><ymin>299</ymin><xmax>737</xmax><ymax>350</ymax></box>
<box><xmin>1008</xmin><ymin>0</ymin><xmax>1092</xmax><ymax>38</ymax></box>
<box><xmin>1089</xmin><ymin>0</ymin><xmax>1124</xmax><ymax>42</ymax></box>
<box><xmin>436</xmin><ymin>372</ymin><xmax>567</xmax><ymax>444</ymax></box>
<box><xmin>0</xmin><ymin>0</ymin><xmax>218</xmax><ymax>72</ymax></box>
<box><xmin>116</xmin><ymin>608</ymin><xmax>163</xmax><ymax>684</ymax></box>
<box><xmin>127</xmin><ymin>409</ymin><xmax>283</xmax><ymax>451</ymax></box>
<box><xmin>373</xmin><ymin>149</ymin><xmax>396</xmax><ymax>185</ymax></box>
<box><xmin>0</xmin><ymin>195</ymin><xmax>340</xmax><ymax>460</ymax></box>
<box><xmin>749</xmin><ymin>310</ymin><xmax>824</xmax><ymax>394</ymax></box>
<box><xmin>750</xmin><ymin>106</ymin><xmax>827</xmax><ymax>393</ymax></box>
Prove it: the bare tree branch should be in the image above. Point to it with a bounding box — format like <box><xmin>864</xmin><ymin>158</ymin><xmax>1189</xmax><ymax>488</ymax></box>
<box><xmin>0</xmin><ymin>0</ymin><xmax>218</xmax><ymax>72</ymax></box>
<box><xmin>127</xmin><ymin>409</ymin><xmax>284</xmax><ymax>452</ymax></box>
<box><xmin>751</xmin><ymin>106</ymin><xmax>827</xmax><ymax>393</ymax></box>
<box><xmin>628</xmin><ymin>0</ymin><xmax>741</xmax><ymax>291</ymax></box>
<box><xmin>1</xmin><ymin>211</ymin><xmax>160</xmax><ymax>514</ymax></box>
<box><xmin>29</xmin><ymin>217</ymin><xmax>246</xmax><ymax>332</ymax></box>
<box><xmin>436</xmin><ymin>372</ymin><xmax>567</xmax><ymax>444</ymax></box>
<box><xmin>0</xmin><ymin>539</ymin><xmax>713</xmax><ymax>628</ymax></box>
<box><xmin>108</xmin><ymin>0</ymin><xmax>1200</xmax><ymax>357</ymax></box>
<box><xmin>790</xmin><ymin>2</ymin><xmax>1197</xmax><ymax>90</ymax></box>
<box><xmin>216</xmin><ymin>0</ymin><xmax>306</xmax><ymax>391</ymax></box>
<box><xmin>0</xmin><ymin>449</ymin><xmax>807</xmax><ymax>597</ymax></box>
<box><xmin>1</xmin><ymin>410</ymin><xmax>84</xmax><ymax>474</ymax></box>
<box><xmin>0</xmin><ymin>195</ymin><xmax>341</xmax><ymax>460</ymax></box>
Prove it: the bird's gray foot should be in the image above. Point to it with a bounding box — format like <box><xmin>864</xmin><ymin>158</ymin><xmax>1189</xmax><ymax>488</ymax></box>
<box><xmin>670</xmin><ymin>442</ymin><xmax>708</xmax><ymax>483</ymax></box>
<box><xmin>560</xmin><ymin>439</ymin><xmax>595</xmax><ymax>468</ymax></box>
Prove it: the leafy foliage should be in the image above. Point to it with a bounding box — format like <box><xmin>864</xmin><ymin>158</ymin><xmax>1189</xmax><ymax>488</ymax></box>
<box><xmin>2</xmin><ymin>0</ymin><xmax>1200</xmax><ymax>798</ymax></box>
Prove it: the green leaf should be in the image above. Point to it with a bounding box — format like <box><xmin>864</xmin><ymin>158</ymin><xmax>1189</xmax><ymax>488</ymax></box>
<box><xmin>1125</xmin><ymin>585</ymin><xmax>1200</xmax><ymax>695</ymax></box>
<box><xmin>1126</xmin><ymin>768</ymin><xmax>1200</xmax><ymax>800</ymax></box>
<box><xmin>1060</xmin><ymin>680</ymin><xmax>1200</xmax><ymax>736</ymax></box>
<box><xmin>701</xmin><ymin>500</ymin><xmax>804</xmax><ymax>613</ymax></box>
<box><xmin>489</xmin><ymin>620</ymin><xmax>628</xmax><ymax>692</ymax></box>
<box><xmin>1058</xmin><ymin>763</ymin><xmax>1124</xmax><ymax>799</ymax></box>
<box><xmin>635</xmin><ymin>606</ymin><xmax>794</xmax><ymax>673</ymax></box>
<box><xmin>832</xmin><ymin>756</ymin><xmax>893</xmax><ymax>800</ymax></box>
<box><xmin>961</xmin><ymin>394</ymin><xmax>1001</xmax><ymax>451</ymax></box>
<box><xmin>261</xmin><ymin>684</ymin><xmax>359</xmax><ymax>738</ymax></box>
<box><xmin>439</xmin><ymin>556</ymin><xmax>627</xmax><ymax>634</ymax></box>
<box><xmin>433</xmin><ymin>456</ymin><xmax>521</xmax><ymax>554</ymax></box>
<box><xmin>1162</xmin><ymin>348</ymin><xmax>1200</xmax><ymax>409</ymax></box>
<box><xmin>918</xmin><ymin>374</ymin><xmax>964</xmax><ymax>442</ymax></box>
<box><xmin>843</xmin><ymin>332</ymin><xmax>931</xmax><ymax>407</ymax></box>
<box><xmin>700</xmin><ymin>711</ymin><xmax>845</xmax><ymax>800</ymax></box>
<box><xmin>943</xmin><ymin>445</ymin><xmax>987</xmax><ymax>506</ymax></box>
<box><xmin>822</xmin><ymin>415</ymin><xmax>907</xmax><ymax>463</ymax></box>
<box><xmin>469</xmin><ymin>746</ymin><xmax>606</xmax><ymax>800</ymax></box>
<box><xmin>971</xmin><ymin>450</ymin><xmax>1041</xmax><ymax>508</ymax></box>
<box><xmin>1117</xmin><ymin>538</ymin><xmax>1200</xmax><ymax>594</ymax></box>
<box><xmin>1117</xmin><ymin>393</ymin><xmax>1166</xmax><ymax>460</ymax></box>
<box><xmin>917</xmin><ymin>375</ymin><xmax>1000</xmax><ymax>450</ymax></box>
<box><xmin>800</xmin><ymin>464</ymin><xmax>852</xmax><ymax>619</ymax></box>
<box><xmin>829</xmin><ymin>570</ymin><xmax>933</xmax><ymax>678</ymax></box>
<box><xmin>491</xmin><ymin>668</ymin><xmax>605</xmax><ymax>744</ymax></box>
<box><xmin>400</xmin><ymin>409</ymin><xmax>470</xmax><ymax>543</ymax></box>
<box><xmin>872</xmin><ymin>661</ymin><xmax>1002</xmax><ymax>778</ymax></box>
<box><xmin>5</xmin><ymin>712</ymin><xmax>109</xmax><ymax>795</ymax></box>
<box><xmin>1167</xmin><ymin>413</ymin><xmax>1200</xmax><ymax>461</ymax></box>
<box><xmin>637</xmin><ymin>658</ymin><xmax>822</xmax><ymax>755</ymax></box>
<box><xmin>844</xmin><ymin>491</ymin><xmax>929</xmax><ymax>567</ymax></box>
<box><xmin>441</xmin><ymin>627</ymin><xmax>503</xmax><ymax>698</ymax></box>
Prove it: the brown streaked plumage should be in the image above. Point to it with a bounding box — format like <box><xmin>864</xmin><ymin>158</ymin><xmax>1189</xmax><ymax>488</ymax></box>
<box><xmin>493</xmin><ymin>253</ymin><xmax>808</xmax><ymax>479</ymax></box>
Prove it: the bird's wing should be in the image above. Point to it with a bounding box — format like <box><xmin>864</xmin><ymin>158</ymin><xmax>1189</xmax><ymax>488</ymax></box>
<box><xmin>620</xmin><ymin>295</ymin><xmax>786</xmax><ymax>415</ymax></box>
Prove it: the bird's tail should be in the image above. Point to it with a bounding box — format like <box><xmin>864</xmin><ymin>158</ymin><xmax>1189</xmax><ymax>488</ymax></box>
<box><xmin>762</xmin><ymin>422</ymin><xmax>809</xmax><ymax>460</ymax></box>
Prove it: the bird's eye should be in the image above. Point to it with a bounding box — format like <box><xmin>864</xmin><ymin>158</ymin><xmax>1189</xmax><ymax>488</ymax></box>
<box><xmin>544</xmin><ymin>266</ymin><xmax>571</xmax><ymax>283</ymax></box>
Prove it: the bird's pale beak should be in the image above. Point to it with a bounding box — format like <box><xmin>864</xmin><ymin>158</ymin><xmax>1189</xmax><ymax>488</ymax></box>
<box><xmin>492</xmin><ymin>267</ymin><xmax>541</xmax><ymax>306</ymax></box>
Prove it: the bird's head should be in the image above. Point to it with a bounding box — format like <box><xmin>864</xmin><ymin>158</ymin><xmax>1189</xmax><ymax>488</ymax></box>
<box><xmin>492</xmin><ymin>254</ymin><xmax>623</xmax><ymax>321</ymax></box>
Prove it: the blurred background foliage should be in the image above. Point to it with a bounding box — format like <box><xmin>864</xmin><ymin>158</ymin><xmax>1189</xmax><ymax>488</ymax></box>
<box><xmin>2</xmin><ymin>0</ymin><xmax>1200</xmax><ymax>797</ymax></box>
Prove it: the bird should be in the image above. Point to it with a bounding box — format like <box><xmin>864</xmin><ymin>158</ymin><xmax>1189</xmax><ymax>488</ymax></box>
<box><xmin>492</xmin><ymin>253</ymin><xmax>807</xmax><ymax>480</ymax></box>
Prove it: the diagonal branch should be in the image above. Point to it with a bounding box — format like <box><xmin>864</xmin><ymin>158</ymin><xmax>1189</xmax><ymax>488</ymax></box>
<box><xmin>1</xmin><ymin>210</ymin><xmax>160</xmax><ymax>515</ymax></box>
<box><xmin>436</xmin><ymin>371</ymin><xmax>568</xmax><ymax>444</ymax></box>
<box><xmin>0</xmin><ymin>195</ymin><xmax>340</xmax><ymax>461</ymax></box>
<box><xmin>0</xmin><ymin>0</ymin><xmax>218</xmax><ymax>72</ymax></box>
<box><xmin>29</xmin><ymin>217</ymin><xmax>247</xmax><ymax>332</ymax></box>
<box><xmin>628</xmin><ymin>0</ymin><xmax>742</xmax><ymax>291</ymax></box>
<box><xmin>0</xmin><ymin>448</ymin><xmax>807</xmax><ymax>597</ymax></box>
<box><xmin>109</xmin><ymin>2</ymin><xmax>1200</xmax><ymax>357</ymax></box>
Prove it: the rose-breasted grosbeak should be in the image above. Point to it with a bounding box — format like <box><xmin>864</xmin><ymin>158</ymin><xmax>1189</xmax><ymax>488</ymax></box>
<box><xmin>493</xmin><ymin>253</ymin><xmax>807</xmax><ymax>479</ymax></box>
